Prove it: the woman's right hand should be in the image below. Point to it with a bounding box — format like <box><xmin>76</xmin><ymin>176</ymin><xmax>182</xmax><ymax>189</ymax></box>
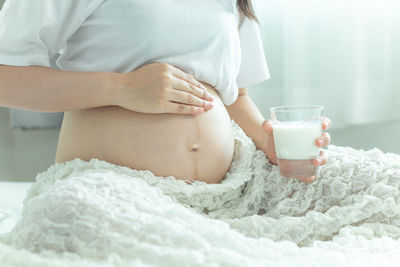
<box><xmin>115</xmin><ymin>62</ymin><xmax>215</xmax><ymax>115</ymax></box>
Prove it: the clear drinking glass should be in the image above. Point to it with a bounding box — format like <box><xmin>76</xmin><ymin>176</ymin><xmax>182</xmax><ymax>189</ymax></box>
<box><xmin>270</xmin><ymin>105</ymin><xmax>324</xmax><ymax>179</ymax></box>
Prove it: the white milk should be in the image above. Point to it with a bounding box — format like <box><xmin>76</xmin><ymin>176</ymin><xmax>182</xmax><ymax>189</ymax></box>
<box><xmin>271</xmin><ymin>120</ymin><xmax>321</xmax><ymax>160</ymax></box>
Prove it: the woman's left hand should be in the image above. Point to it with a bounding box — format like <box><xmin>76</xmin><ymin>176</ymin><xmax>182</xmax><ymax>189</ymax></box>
<box><xmin>260</xmin><ymin>117</ymin><xmax>332</xmax><ymax>182</ymax></box>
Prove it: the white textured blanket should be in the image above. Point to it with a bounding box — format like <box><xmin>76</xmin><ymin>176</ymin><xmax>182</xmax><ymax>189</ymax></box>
<box><xmin>1</xmin><ymin>120</ymin><xmax>400</xmax><ymax>267</ymax></box>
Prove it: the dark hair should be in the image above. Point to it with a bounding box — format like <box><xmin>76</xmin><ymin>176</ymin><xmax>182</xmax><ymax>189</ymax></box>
<box><xmin>236</xmin><ymin>0</ymin><xmax>259</xmax><ymax>27</ymax></box>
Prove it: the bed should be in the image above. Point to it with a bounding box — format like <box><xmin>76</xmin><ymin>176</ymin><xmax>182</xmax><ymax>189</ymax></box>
<box><xmin>0</xmin><ymin>182</ymin><xmax>33</xmax><ymax>235</ymax></box>
<box><xmin>1</xmin><ymin>121</ymin><xmax>400</xmax><ymax>266</ymax></box>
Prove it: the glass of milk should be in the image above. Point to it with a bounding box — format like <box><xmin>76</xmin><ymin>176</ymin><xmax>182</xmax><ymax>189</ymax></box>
<box><xmin>270</xmin><ymin>105</ymin><xmax>324</xmax><ymax>179</ymax></box>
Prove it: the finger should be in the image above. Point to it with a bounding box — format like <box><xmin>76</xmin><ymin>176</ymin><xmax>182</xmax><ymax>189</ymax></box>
<box><xmin>322</xmin><ymin>117</ymin><xmax>332</xmax><ymax>130</ymax></box>
<box><xmin>297</xmin><ymin>175</ymin><xmax>316</xmax><ymax>183</ymax></box>
<box><xmin>316</xmin><ymin>132</ymin><xmax>331</xmax><ymax>147</ymax></box>
<box><xmin>172</xmin><ymin>78</ymin><xmax>213</xmax><ymax>105</ymax></box>
<box><xmin>169</xmin><ymin>90</ymin><xmax>214</xmax><ymax>112</ymax></box>
<box><xmin>169</xmin><ymin>77</ymin><xmax>214</xmax><ymax>110</ymax></box>
<box><xmin>168</xmin><ymin>65</ymin><xmax>213</xmax><ymax>101</ymax></box>
<box><xmin>313</xmin><ymin>149</ymin><xmax>329</xmax><ymax>166</ymax></box>
<box><xmin>165</xmin><ymin>101</ymin><xmax>204</xmax><ymax>115</ymax></box>
<box><xmin>270</xmin><ymin>158</ymin><xmax>278</xmax><ymax>166</ymax></box>
<box><xmin>262</xmin><ymin>119</ymin><xmax>273</xmax><ymax>132</ymax></box>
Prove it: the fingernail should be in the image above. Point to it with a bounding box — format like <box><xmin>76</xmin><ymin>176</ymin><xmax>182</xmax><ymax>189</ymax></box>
<box><xmin>207</xmin><ymin>93</ymin><xmax>214</xmax><ymax>101</ymax></box>
<box><xmin>318</xmin><ymin>139</ymin><xmax>324</xmax><ymax>146</ymax></box>
<box><xmin>316</xmin><ymin>158</ymin><xmax>322</xmax><ymax>164</ymax></box>
<box><xmin>195</xmin><ymin>107</ymin><xmax>204</xmax><ymax>113</ymax></box>
<box><xmin>205</xmin><ymin>101</ymin><xmax>213</xmax><ymax>108</ymax></box>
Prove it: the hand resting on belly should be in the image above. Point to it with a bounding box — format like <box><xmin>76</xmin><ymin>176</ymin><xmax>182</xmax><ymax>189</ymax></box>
<box><xmin>55</xmin><ymin>63</ymin><xmax>235</xmax><ymax>184</ymax></box>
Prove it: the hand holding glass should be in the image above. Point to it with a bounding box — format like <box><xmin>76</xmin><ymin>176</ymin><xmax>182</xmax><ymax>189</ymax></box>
<box><xmin>270</xmin><ymin>105</ymin><xmax>324</xmax><ymax>180</ymax></box>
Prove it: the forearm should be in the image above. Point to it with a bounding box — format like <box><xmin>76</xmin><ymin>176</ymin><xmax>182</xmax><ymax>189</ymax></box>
<box><xmin>225</xmin><ymin>90</ymin><xmax>267</xmax><ymax>150</ymax></box>
<box><xmin>0</xmin><ymin>64</ymin><xmax>118</xmax><ymax>112</ymax></box>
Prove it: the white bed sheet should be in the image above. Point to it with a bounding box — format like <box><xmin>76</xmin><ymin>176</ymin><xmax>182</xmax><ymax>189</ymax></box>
<box><xmin>0</xmin><ymin>181</ymin><xmax>34</xmax><ymax>234</ymax></box>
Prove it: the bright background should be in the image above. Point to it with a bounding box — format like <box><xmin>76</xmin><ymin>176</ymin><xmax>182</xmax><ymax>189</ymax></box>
<box><xmin>0</xmin><ymin>0</ymin><xmax>399</xmax><ymax>181</ymax></box>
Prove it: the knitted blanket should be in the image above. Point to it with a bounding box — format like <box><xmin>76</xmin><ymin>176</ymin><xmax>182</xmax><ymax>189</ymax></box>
<box><xmin>1</xmin><ymin>120</ymin><xmax>400</xmax><ymax>267</ymax></box>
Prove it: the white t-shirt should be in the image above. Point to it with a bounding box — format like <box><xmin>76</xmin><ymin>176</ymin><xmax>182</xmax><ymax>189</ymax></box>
<box><xmin>0</xmin><ymin>0</ymin><xmax>270</xmax><ymax>105</ymax></box>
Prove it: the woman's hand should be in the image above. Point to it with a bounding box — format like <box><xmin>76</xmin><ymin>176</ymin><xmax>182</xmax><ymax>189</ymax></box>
<box><xmin>115</xmin><ymin>62</ymin><xmax>215</xmax><ymax>115</ymax></box>
<box><xmin>260</xmin><ymin>117</ymin><xmax>332</xmax><ymax>183</ymax></box>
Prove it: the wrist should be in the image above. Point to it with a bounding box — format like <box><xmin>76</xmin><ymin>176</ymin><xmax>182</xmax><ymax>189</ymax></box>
<box><xmin>103</xmin><ymin>71</ymin><xmax>126</xmax><ymax>107</ymax></box>
<box><xmin>252</xmin><ymin>118</ymin><xmax>267</xmax><ymax>149</ymax></box>
<box><xmin>254</xmin><ymin>130</ymin><xmax>268</xmax><ymax>151</ymax></box>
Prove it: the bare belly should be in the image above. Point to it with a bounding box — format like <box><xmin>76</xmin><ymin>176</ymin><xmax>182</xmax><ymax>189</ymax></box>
<box><xmin>55</xmin><ymin>81</ymin><xmax>235</xmax><ymax>184</ymax></box>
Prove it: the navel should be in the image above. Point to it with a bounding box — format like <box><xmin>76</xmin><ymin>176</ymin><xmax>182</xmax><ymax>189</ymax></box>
<box><xmin>190</xmin><ymin>144</ymin><xmax>200</xmax><ymax>152</ymax></box>
<box><xmin>190</xmin><ymin>116</ymin><xmax>201</xmax><ymax>181</ymax></box>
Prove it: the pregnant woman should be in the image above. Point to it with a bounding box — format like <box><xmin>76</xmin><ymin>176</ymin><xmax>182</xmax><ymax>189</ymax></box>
<box><xmin>0</xmin><ymin>0</ymin><xmax>331</xmax><ymax>184</ymax></box>
<box><xmin>6</xmin><ymin>2</ymin><xmax>400</xmax><ymax>266</ymax></box>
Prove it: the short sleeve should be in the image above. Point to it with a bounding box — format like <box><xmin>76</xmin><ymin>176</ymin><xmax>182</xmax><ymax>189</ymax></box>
<box><xmin>236</xmin><ymin>15</ymin><xmax>271</xmax><ymax>89</ymax></box>
<box><xmin>0</xmin><ymin>0</ymin><xmax>105</xmax><ymax>67</ymax></box>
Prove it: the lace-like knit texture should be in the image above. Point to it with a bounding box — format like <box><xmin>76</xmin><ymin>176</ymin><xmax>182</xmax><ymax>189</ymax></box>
<box><xmin>1</xmin><ymin>119</ymin><xmax>400</xmax><ymax>266</ymax></box>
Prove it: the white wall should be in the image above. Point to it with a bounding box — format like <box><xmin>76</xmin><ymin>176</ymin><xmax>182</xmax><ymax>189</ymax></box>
<box><xmin>250</xmin><ymin>82</ymin><xmax>400</xmax><ymax>155</ymax></box>
<box><xmin>0</xmin><ymin>108</ymin><xmax>60</xmax><ymax>181</ymax></box>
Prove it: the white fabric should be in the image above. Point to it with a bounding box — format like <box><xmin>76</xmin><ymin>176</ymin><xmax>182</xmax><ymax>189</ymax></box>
<box><xmin>1</xmin><ymin>119</ymin><xmax>400</xmax><ymax>266</ymax></box>
<box><xmin>0</xmin><ymin>0</ymin><xmax>270</xmax><ymax>105</ymax></box>
<box><xmin>254</xmin><ymin>0</ymin><xmax>400</xmax><ymax>129</ymax></box>
<box><xmin>0</xmin><ymin>182</ymin><xmax>33</xmax><ymax>234</ymax></box>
